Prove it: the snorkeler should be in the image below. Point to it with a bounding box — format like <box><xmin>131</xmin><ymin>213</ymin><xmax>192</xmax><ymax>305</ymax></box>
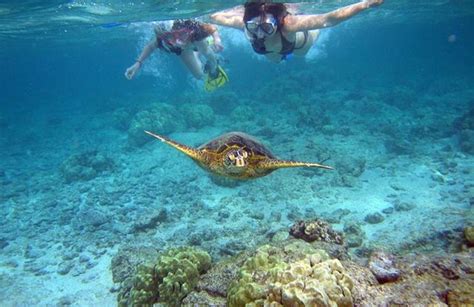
<box><xmin>210</xmin><ymin>0</ymin><xmax>383</xmax><ymax>62</ymax></box>
<box><xmin>125</xmin><ymin>19</ymin><xmax>229</xmax><ymax>91</ymax></box>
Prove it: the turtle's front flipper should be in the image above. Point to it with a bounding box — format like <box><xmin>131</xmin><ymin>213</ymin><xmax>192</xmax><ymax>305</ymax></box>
<box><xmin>259</xmin><ymin>159</ymin><xmax>334</xmax><ymax>171</ymax></box>
<box><xmin>145</xmin><ymin>130</ymin><xmax>203</xmax><ymax>161</ymax></box>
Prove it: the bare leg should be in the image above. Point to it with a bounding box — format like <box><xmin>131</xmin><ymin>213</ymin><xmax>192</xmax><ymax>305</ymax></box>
<box><xmin>194</xmin><ymin>40</ymin><xmax>217</xmax><ymax>75</ymax></box>
<box><xmin>179</xmin><ymin>49</ymin><xmax>205</xmax><ymax>80</ymax></box>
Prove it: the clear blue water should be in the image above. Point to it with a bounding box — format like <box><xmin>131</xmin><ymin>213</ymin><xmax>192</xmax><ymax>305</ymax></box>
<box><xmin>0</xmin><ymin>1</ymin><xmax>473</xmax><ymax>305</ymax></box>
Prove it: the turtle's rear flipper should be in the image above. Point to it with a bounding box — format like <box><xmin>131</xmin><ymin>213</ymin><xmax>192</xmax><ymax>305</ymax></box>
<box><xmin>144</xmin><ymin>130</ymin><xmax>203</xmax><ymax>161</ymax></box>
<box><xmin>259</xmin><ymin>159</ymin><xmax>333</xmax><ymax>171</ymax></box>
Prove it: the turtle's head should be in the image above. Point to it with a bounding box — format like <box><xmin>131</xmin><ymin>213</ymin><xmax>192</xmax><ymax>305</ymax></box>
<box><xmin>224</xmin><ymin>148</ymin><xmax>249</xmax><ymax>171</ymax></box>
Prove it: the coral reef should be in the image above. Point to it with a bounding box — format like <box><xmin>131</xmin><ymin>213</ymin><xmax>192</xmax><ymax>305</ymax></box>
<box><xmin>333</xmin><ymin>158</ymin><xmax>366</xmax><ymax>187</ymax></box>
<box><xmin>465</xmin><ymin>226</ymin><xmax>474</xmax><ymax>247</ymax></box>
<box><xmin>453</xmin><ymin>106</ymin><xmax>474</xmax><ymax>130</ymax></box>
<box><xmin>130</xmin><ymin>208</ymin><xmax>168</xmax><ymax>234</ymax></box>
<box><xmin>59</xmin><ymin>150</ymin><xmax>114</xmax><ymax>183</ymax></box>
<box><xmin>127</xmin><ymin>103</ymin><xmax>184</xmax><ymax>146</ymax></box>
<box><xmin>229</xmin><ymin>105</ymin><xmax>255</xmax><ymax>123</ymax></box>
<box><xmin>112</xmin><ymin>107</ymin><xmax>134</xmax><ymax>131</ymax></box>
<box><xmin>364</xmin><ymin>212</ymin><xmax>385</xmax><ymax>224</ymax></box>
<box><xmin>114</xmin><ymin>237</ymin><xmax>474</xmax><ymax>307</ymax></box>
<box><xmin>207</xmin><ymin>90</ymin><xmax>239</xmax><ymax>115</ymax></box>
<box><xmin>111</xmin><ymin>245</ymin><xmax>160</xmax><ymax>284</ymax></box>
<box><xmin>154</xmin><ymin>247</ymin><xmax>212</xmax><ymax>305</ymax></box>
<box><xmin>343</xmin><ymin>222</ymin><xmax>365</xmax><ymax>248</ymax></box>
<box><xmin>393</xmin><ymin>201</ymin><xmax>416</xmax><ymax>212</ymax></box>
<box><xmin>117</xmin><ymin>246</ymin><xmax>211</xmax><ymax>307</ymax></box>
<box><xmin>453</xmin><ymin>106</ymin><xmax>474</xmax><ymax>154</ymax></box>
<box><xmin>182</xmin><ymin>252</ymin><xmax>251</xmax><ymax>306</ymax></box>
<box><xmin>349</xmin><ymin>250</ymin><xmax>474</xmax><ymax>305</ymax></box>
<box><xmin>227</xmin><ymin>242</ymin><xmax>353</xmax><ymax>307</ymax></box>
<box><xmin>289</xmin><ymin>219</ymin><xmax>344</xmax><ymax>244</ymax></box>
<box><xmin>296</xmin><ymin>104</ymin><xmax>331</xmax><ymax>130</ymax></box>
<box><xmin>459</xmin><ymin>129</ymin><xmax>474</xmax><ymax>154</ymax></box>
<box><xmin>382</xmin><ymin>85</ymin><xmax>417</xmax><ymax>110</ymax></box>
<box><xmin>178</xmin><ymin>103</ymin><xmax>215</xmax><ymax>129</ymax></box>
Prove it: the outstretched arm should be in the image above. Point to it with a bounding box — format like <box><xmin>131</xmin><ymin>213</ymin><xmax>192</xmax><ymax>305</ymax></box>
<box><xmin>202</xmin><ymin>23</ymin><xmax>224</xmax><ymax>52</ymax></box>
<box><xmin>136</xmin><ymin>40</ymin><xmax>158</xmax><ymax>65</ymax></box>
<box><xmin>210</xmin><ymin>5</ymin><xmax>245</xmax><ymax>29</ymax></box>
<box><xmin>211</xmin><ymin>30</ymin><xmax>224</xmax><ymax>52</ymax></box>
<box><xmin>125</xmin><ymin>40</ymin><xmax>158</xmax><ymax>80</ymax></box>
<box><xmin>284</xmin><ymin>0</ymin><xmax>383</xmax><ymax>33</ymax></box>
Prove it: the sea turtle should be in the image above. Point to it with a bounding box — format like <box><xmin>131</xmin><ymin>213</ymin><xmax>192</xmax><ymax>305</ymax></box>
<box><xmin>145</xmin><ymin>131</ymin><xmax>333</xmax><ymax>180</ymax></box>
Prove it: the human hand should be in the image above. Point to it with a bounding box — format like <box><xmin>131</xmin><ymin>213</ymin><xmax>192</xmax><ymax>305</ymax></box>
<box><xmin>365</xmin><ymin>0</ymin><xmax>383</xmax><ymax>8</ymax></box>
<box><xmin>124</xmin><ymin>62</ymin><xmax>141</xmax><ymax>80</ymax></box>
<box><xmin>212</xmin><ymin>39</ymin><xmax>224</xmax><ymax>53</ymax></box>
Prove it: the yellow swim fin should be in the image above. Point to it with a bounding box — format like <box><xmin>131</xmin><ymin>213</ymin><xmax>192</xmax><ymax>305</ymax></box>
<box><xmin>205</xmin><ymin>66</ymin><xmax>229</xmax><ymax>92</ymax></box>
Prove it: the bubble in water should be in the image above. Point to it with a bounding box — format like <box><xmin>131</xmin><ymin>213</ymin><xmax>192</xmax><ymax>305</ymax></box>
<box><xmin>128</xmin><ymin>21</ymin><xmax>173</xmax><ymax>87</ymax></box>
<box><xmin>448</xmin><ymin>34</ymin><xmax>456</xmax><ymax>43</ymax></box>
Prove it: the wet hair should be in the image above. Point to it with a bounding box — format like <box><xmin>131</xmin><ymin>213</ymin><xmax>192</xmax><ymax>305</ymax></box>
<box><xmin>155</xmin><ymin>19</ymin><xmax>213</xmax><ymax>43</ymax></box>
<box><xmin>172</xmin><ymin>19</ymin><xmax>198</xmax><ymax>31</ymax></box>
<box><xmin>154</xmin><ymin>22</ymin><xmax>171</xmax><ymax>37</ymax></box>
<box><xmin>243</xmin><ymin>1</ymin><xmax>287</xmax><ymax>26</ymax></box>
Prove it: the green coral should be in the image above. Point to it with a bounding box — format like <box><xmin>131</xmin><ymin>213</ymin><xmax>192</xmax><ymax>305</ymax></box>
<box><xmin>228</xmin><ymin>242</ymin><xmax>353</xmax><ymax>307</ymax></box>
<box><xmin>127</xmin><ymin>103</ymin><xmax>184</xmax><ymax>146</ymax></box>
<box><xmin>121</xmin><ymin>246</ymin><xmax>211</xmax><ymax>307</ymax></box>
<box><xmin>155</xmin><ymin>247</ymin><xmax>211</xmax><ymax>305</ymax></box>
<box><xmin>60</xmin><ymin>150</ymin><xmax>114</xmax><ymax>183</ymax></box>
<box><xmin>178</xmin><ymin>103</ymin><xmax>215</xmax><ymax>129</ymax></box>
<box><xmin>129</xmin><ymin>265</ymin><xmax>158</xmax><ymax>305</ymax></box>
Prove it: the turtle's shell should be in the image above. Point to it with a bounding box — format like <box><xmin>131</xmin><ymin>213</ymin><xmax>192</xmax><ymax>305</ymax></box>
<box><xmin>198</xmin><ymin>132</ymin><xmax>276</xmax><ymax>159</ymax></box>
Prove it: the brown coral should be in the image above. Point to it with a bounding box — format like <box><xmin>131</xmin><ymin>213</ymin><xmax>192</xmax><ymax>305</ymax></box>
<box><xmin>289</xmin><ymin>219</ymin><xmax>343</xmax><ymax>244</ymax></box>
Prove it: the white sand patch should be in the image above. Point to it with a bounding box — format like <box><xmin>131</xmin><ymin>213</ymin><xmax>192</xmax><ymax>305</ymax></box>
<box><xmin>0</xmin><ymin>249</ymin><xmax>116</xmax><ymax>306</ymax></box>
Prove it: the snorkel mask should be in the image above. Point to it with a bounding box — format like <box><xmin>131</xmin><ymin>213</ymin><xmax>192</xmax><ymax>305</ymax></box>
<box><xmin>245</xmin><ymin>14</ymin><xmax>277</xmax><ymax>39</ymax></box>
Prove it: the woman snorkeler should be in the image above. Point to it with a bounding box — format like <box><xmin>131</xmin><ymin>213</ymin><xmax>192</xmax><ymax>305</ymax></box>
<box><xmin>125</xmin><ymin>19</ymin><xmax>228</xmax><ymax>91</ymax></box>
<box><xmin>210</xmin><ymin>0</ymin><xmax>383</xmax><ymax>62</ymax></box>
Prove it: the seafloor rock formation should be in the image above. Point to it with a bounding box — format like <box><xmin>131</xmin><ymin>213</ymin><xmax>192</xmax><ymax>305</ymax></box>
<box><xmin>465</xmin><ymin>226</ymin><xmax>474</xmax><ymax>246</ymax></box>
<box><xmin>333</xmin><ymin>158</ymin><xmax>366</xmax><ymax>187</ymax></box>
<box><xmin>113</xmin><ymin>237</ymin><xmax>474</xmax><ymax>306</ymax></box>
<box><xmin>178</xmin><ymin>103</ymin><xmax>215</xmax><ymax>129</ymax></box>
<box><xmin>289</xmin><ymin>219</ymin><xmax>344</xmax><ymax>244</ymax></box>
<box><xmin>343</xmin><ymin>222</ymin><xmax>366</xmax><ymax>248</ymax></box>
<box><xmin>59</xmin><ymin>150</ymin><xmax>114</xmax><ymax>183</ymax></box>
<box><xmin>453</xmin><ymin>106</ymin><xmax>474</xmax><ymax>154</ymax></box>
<box><xmin>364</xmin><ymin>212</ymin><xmax>385</xmax><ymax>224</ymax></box>
<box><xmin>127</xmin><ymin>103</ymin><xmax>184</xmax><ymax>146</ymax></box>
<box><xmin>112</xmin><ymin>107</ymin><xmax>135</xmax><ymax>131</ymax></box>
<box><xmin>368</xmin><ymin>250</ymin><xmax>400</xmax><ymax>283</ymax></box>
<box><xmin>230</xmin><ymin>105</ymin><xmax>255</xmax><ymax>123</ymax></box>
